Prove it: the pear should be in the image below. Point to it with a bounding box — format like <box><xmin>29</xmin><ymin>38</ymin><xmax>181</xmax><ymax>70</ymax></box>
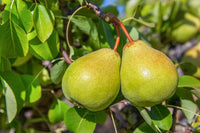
<box><xmin>171</xmin><ymin>13</ymin><xmax>200</xmax><ymax>43</ymax></box>
<box><xmin>120</xmin><ymin>40</ymin><xmax>178</xmax><ymax>107</ymax></box>
<box><xmin>62</xmin><ymin>48</ymin><xmax>120</xmax><ymax>111</ymax></box>
<box><xmin>182</xmin><ymin>43</ymin><xmax>200</xmax><ymax>79</ymax></box>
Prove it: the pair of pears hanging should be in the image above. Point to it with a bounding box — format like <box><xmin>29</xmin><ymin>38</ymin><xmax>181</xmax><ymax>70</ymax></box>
<box><xmin>62</xmin><ymin>40</ymin><xmax>178</xmax><ymax>112</ymax></box>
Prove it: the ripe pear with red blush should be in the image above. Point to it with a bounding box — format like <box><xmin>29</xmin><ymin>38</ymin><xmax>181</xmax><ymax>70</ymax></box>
<box><xmin>120</xmin><ymin>40</ymin><xmax>178</xmax><ymax>107</ymax></box>
<box><xmin>62</xmin><ymin>48</ymin><xmax>120</xmax><ymax>112</ymax></box>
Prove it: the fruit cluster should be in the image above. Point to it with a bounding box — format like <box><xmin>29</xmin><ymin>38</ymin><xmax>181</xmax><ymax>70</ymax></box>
<box><xmin>62</xmin><ymin>39</ymin><xmax>178</xmax><ymax>112</ymax></box>
<box><xmin>61</xmin><ymin>3</ymin><xmax>178</xmax><ymax>112</ymax></box>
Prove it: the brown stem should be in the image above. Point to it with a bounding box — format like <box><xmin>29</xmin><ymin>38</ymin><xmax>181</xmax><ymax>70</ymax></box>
<box><xmin>60</xmin><ymin>44</ymin><xmax>73</xmax><ymax>64</ymax></box>
<box><xmin>86</xmin><ymin>2</ymin><xmax>134</xmax><ymax>45</ymax></box>
<box><xmin>113</xmin><ymin>25</ymin><xmax>120</xmax><ymax>51</ymax></box>
<box><xmin>114</xmin><ymin>18</ymin><xmax>133</xmax><ymax>42</ymax></box>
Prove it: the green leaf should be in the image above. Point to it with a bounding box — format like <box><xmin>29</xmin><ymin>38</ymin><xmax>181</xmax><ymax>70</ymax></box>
<box><xmin>178</xmin><ymin>75</ymin><xmax>200</xmax><ymax>88</ymax></box>
<box><xmin>71</xmin><ymin>15</ymin><xmax>99</xmax><ymax>43</ymax></box>
<box><xmin>179</xmin><ymin>62</ymin><xmax>198</xmax><ymax>75</ymax></box>
<box><xmin>1</xmin><ymin>79</ymin><xmax>17</xmax><ymax>123</ymax></box>
<box><xmin>150</xmin><ymin>105</ymin><xmax>172</xmax><ymax>130</ymax></box>
<box><xmin>78</xmin><ymin>0</ymin><xmax>83</xmax><ymax>5</ymax></box>
<box><xmin>0</xmin><ymin>57</ymin><xmax>11</xmax><ymax>72</ymax></box>
<box><xmin>125</xmin><ymin>0</ymin><xmax>141</xmax><ymax>17</ymax></box>
<box><xmin>2</xmin><ymin>2</ymin><xmax>18</xmax><ymax>24</ymax></box>
<box><xmin>21</xmin><ymin>75</ymin><xmax>41</xmax><ymax>103</ymax></box>
<box><xmin>0</xmin><ymin>20</ymin><xmax>29</xmax><ymax>58</ymax></box>
<box><xmin>64</xmin><ymin>107</ymin><xmax>107</xmax><ymax>133</ymax></box>
<box><xmin>102</xmin><ymin>6</ymin><xmax>119</xmax><ymax>16</ymax></box>
<box><xmin>33</xmin><ymin>4</ymin><xmax>54</xmax><ymax>42</ymax></box>
<box><xmin>50</xmin><ymin>60</ymin><xmax>68</xmax><ymax>84</ymax></box>
<box><xmin>190</xmin><ymin>89</ymin><xmax>200</xmax><ymax>99</ymax></box>
<box><xmin>137</xmin><ymin>107</ymin><xmax>157</xmax><ymax>131</ymax></box>
<box><xmin>29</xmin><ymin>30</ymin><xmax>59</xmax><ymax>60</ymax></box>
<box><xmin>129</xmin><ymin>27</ymin><xmax>139</xmax><ymax>41</ymax></box>
<box><xmin>48</xmin><ymin>99</ymin><xmax>70</xmax><ymax>124</ymax></box>
<box><xmin>2</xmin><ymin>0</ymin><xmax>11</xmax><ymax>4</ymax></box>
<box><xmin>32</xmin><ymin>61</ymin><xmax>52</xmax><ymax>86</ymax></box>
<box><xmin>176</xmin><ymin>87</ymin><xmax>197</xmax><ymax>121</ymax></box>
<box><xmin>0</xmin><ymin>71</ymin><xmax>26</xmax><ymax>123</ymax></box>
<box><xmin>153</xmin><ymin>1</ymin><xmax>162</xmax><ymax>32</ymax></box>
<box><xmin>134</xmin><ymin>122</ymin><xmax>156</xmax><ymax>133</ymax></box>
<box><xmin>2</xmin><ymin>0</ymin><xmax>33</xmax><ymax>32</ymax></box>
<box><xmin>98</xmin><ymin>20</ymin><xmax>115</xmax><ymax>48</ymax></box>
<box><xmin>16</xmin><ymin>0</ymin><xmax>33</xmax><ymax>32</ymax></box>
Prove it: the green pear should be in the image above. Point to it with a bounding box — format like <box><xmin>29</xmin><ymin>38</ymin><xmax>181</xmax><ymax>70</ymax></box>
<box><xmin>182</xmin><ymin>43</ymin><xmax>200</xmax><ymax>79</ymax></box>
<box><xmin>120</xmin><ymin>40</ymin><xmax>178</xmax><ymax>107</ymax></box>
<box><xmin>171</xmin><ymin>13</ymin><xmax>200</xmax><ymax>43</ymax></box>
<box><xmin>62</xmin><ymin>48</ymin><xmax>120</xmax><ymax>111</ymax></box>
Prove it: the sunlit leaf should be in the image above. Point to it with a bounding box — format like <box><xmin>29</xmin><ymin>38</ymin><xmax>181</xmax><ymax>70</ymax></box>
<box><xmin>16</xmin><ymin>0</ymin><xmax>33</xmax><ymax>32</ymax></box>
<box><xmin>29</xmin><ymin>30</ymin><xmax>59</xmax><ymax>60</ymax></box>
<box><xmin>0</xmin><ymin>71</ymin><xmax>25</xmax><ymax>123</ymax></box>
<box><xmin>78</xmin><ymin>0</ymin><xmax>83</xmax><ymax>5</ymax></box>
<box><xmin>48</xmin><ymin>99</ymin><xmax>70</xmax><ymax>124</ymax></box>
<box><xmin>178</xmin><ymin>75</ymin><xmax>200</xmax><ymax>88</ymax></box>
<box><xmin>64</xmin><ymin>107</ymin><xmax>107</xmax><ymax>133</ymax></box>
<box><xmin>33</xmin><ymin>4</ymin><xmax>54</xmax><ymax>42</ymax></box>
<box><xmin>21</xmin><ymin>75</ymin><xmax>41</xmax><ymax>103</ymax></box>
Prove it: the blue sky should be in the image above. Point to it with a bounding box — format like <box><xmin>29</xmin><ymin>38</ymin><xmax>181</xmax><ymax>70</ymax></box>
<box><xmin>101</xmin><ymin>0</ymin><xmax>125</xmax><ymax>17</ymax></box>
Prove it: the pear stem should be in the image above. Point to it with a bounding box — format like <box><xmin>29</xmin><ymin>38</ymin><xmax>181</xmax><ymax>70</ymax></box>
<box><xmin>113</xmin><ymin>25</ymin><xmax>120</xmax><ymax>51</ymax></box>
<box><xmin>86</xmin><ymin>2</ymin><xmax>134</xmax><ymax>45</ymax></box>
<box><xmin>109</xmin><ymin>108</ymin><xmax>118</xmax><ymax>133</ymax></box>
<box><xmin>108</xmin><ymin>16</ymin><xmax>133</xmax><ymax>42</ymax></box>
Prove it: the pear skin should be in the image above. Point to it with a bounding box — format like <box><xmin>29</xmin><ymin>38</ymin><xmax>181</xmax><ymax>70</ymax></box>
<box><xmin>171</xmin><ymin>13</ymin><xmax>200</xmax><ymax>43</ymax></box>
<box><xmin>182</xmin><ymin>43</ymin><xmax>200</xmax><ymax>79</ymax></box>
<box><xmin>62</xmin><ymin>48</ymin><xmax>120</xmax><ymax>111</ymax></box>
<box><xmin>120</xmin><ymin>40</ymin><xmax>178</xmax><ymax>107</ymax></box>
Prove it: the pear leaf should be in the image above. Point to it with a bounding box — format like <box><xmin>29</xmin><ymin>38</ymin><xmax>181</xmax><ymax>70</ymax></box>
<box><xmin>16</xmin><ymin>0</ymin><xmax>33</xmax><ymax>32</ymax></box>
<box><xmin>137</xmin><ymin>107</ymin><xmax>157</xmax><ymax>131</ymax></box>
<box><xmin>178</xmin><ymin>75</ymin><xmax>200</xmax><ymax>88</ymax></box>
<box><xmin>176</xmin><ymin>88</ymin><xmax>197</xmax><ymax>121</ymax></box>
<box><xmin>33</xmin><ymin>4</ymin><xmax>54</xmax><ymax>42</ymax></box>
<box><xmin>0</xmin><ymin>71</ymin><xmax>26</xmax><ymax>123</ymax></box>
<box><xmin>0</xmin><ymin>20</ymin><xmax>28</xmax><ymax>58</ymax></box>
<box><xmin>21</xmin><ymin>75</ymin><xmax>41</xmax><ymax>103</ymax></box>
<box><xmin>50</xmin><ymin>60</ymin><xmax>68</xmax><ymax>84</ymax></box>
<box><xmin>29</xmin><ymin>30</ymin><xmax>59</xmax><ymax>60</ymax></box>
<box><xmin>48</xmin><ymin>99</ymin><xmax>70</xmax><ymax>124</ymax></box>
<box><xmin>0</xmin><ymin>57</ymin><xmax>11</xmax><ymax>72</ymax></box>
<box><xmin>134</xmin><ymin>122</ymin><xmax>156</xmax><ymax>133</ymax></box>
<box><xmin>150</xmin><ymin>105</ymin><xmax>172</xmax><ymax>130</ymax></box>
<box><xmin>64</xmin><ymin>107</ymin><xmax>107</xmax><ymax>133</ymax></box>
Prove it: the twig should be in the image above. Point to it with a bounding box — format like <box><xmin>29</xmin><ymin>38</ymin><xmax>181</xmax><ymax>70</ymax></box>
<box><xmin>122</xmin><ymin>17</ymin><xmax>155</xmax><ymax>28</ymax></box>
<box><xmin>86</xmin><ymin>2</ymin><xmax>133</xmax><ymax>42</ymax></box>
<box><xmin>60</xmin><ymin>44</ymin><xmax>72</xmax><ymax>64</ymax></box>
<box><xmin>109</xmin><ymin>108</ymin><xmax>118</xmax><ymax>133</ymax></box>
